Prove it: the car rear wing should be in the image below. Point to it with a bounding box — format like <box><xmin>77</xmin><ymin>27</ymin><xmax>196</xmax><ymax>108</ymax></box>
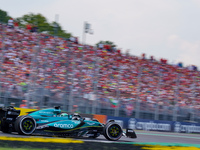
<box><xmin>0</xmin><ymin>106</ymin><xmax>20</xmax><ymax>121</ymax></box>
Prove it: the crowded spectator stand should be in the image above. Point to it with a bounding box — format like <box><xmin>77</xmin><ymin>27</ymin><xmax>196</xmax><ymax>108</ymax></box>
<box><xmin>0</xmin><ymin>22</ymin><xmax>199</xmax><ymax>122</ymax></box>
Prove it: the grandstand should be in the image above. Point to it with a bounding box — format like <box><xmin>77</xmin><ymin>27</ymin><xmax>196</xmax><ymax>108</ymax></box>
<box><xmin>0</xmin><ymin>22</ymin><xmax>200</xmax><ymax>123</ymax></box>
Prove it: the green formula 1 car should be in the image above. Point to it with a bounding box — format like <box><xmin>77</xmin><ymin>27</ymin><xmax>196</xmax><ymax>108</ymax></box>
<box><xmin>0</xmin><ymin>106</ymin><xmax>137</xmax><ymax>141</ymax></box>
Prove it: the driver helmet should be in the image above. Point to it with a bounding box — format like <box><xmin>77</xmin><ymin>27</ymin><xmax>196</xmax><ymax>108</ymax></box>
<box><xmin>60</xmin><ymin>113</ymin><xmax>68</xmax><ymax>117</ymax></box>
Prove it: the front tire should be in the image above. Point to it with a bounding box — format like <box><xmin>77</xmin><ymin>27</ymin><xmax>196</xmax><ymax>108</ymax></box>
<box><xmin>103</xmin><ymin>121</ymin><xmax>123</xmax><ymax>141</ymax></box>
<box><xmin>15</xmin><ymin>116</ymin><xmax>36</xmax><ymax>135</ymax></box>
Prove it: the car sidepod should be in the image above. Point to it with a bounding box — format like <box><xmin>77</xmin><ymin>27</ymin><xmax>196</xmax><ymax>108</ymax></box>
<box><xmin>36</xmin><ymin>119</ymin><xmax>104</xmax><ymax>138</ymax></box>
<box><xmin>38</xmin><ymin>119</ymin><xmax>102</xmax><ymax>131</ymax></box>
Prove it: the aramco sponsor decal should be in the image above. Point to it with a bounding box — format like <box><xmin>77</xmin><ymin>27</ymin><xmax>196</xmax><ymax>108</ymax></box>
<box><xmin>54</xmin><ymin>123</ymin><xmax>74</xmax><ymax>128</ymax></box>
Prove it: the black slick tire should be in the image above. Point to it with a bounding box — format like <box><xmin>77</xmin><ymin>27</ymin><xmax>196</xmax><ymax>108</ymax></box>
<box><xmin>103</xmin><ymin>121</ymin><xmax>123</xmax><ymax>141</ymax></box>
<box><xmin>15</xmin><ymin>115</ymin><xmax>36</xmax><ymax>135</ymax></box>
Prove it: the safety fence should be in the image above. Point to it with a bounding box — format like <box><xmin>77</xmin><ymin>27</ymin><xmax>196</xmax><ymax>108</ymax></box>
<box><xmin>0</xmin><ymin>96</ymin><xmax>200</xmax><ymax>123</ymax></box>
<box><xmin>0</xmin><ymin>22</ymin><xmax>200</xmax><ymax>124</ymax></box>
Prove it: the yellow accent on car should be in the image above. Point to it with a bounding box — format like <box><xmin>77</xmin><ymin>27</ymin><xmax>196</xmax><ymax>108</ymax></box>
<box><xmin>14</xmin><ymin>108</ymin><xmax>37</xmax><ymax>116</ymax></box>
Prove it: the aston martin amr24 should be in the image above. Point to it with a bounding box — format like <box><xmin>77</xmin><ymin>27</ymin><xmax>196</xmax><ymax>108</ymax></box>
<box><xmin>0</xmin><ymin>106</ymin><xmax>137</xmax><ymax>141</ymax></box>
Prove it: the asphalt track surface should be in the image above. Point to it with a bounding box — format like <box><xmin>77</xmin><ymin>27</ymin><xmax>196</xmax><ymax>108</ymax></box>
<box><xmin>84</xmin><ymin>130</ymin><xmax>200</xmax><ymax>145</ymax></box>
<box><xmin>0</xmin><ymin>130</ymin><xmax>200</xmax><ymax>145</ymax></box>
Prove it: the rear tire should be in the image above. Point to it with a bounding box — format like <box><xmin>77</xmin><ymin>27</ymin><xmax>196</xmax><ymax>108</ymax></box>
<box><xmin>15</xmin><ymin>115</ymin><xmax>36</xmax><ymax>135</ymax></box>
<box><xmin>103</xmin><ymin>121</ymin><xmax>123</xmax><ymax>141</ymax></box>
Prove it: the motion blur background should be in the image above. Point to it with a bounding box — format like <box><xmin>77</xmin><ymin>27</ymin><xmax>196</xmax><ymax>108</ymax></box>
<box><xmin>0</xmin><ymin>0</ymin><xmax>200</xmax><ymax>123</ymax></box>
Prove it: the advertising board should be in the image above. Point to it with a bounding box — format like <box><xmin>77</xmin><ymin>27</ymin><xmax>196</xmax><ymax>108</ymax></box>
<box><xmin>107</xmin><ymin>116</ymin><xmax>200</xmax><ymax>133</ymax></box>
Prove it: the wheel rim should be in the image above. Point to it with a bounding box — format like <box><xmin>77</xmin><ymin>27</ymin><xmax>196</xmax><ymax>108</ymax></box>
<box><xmin>108</xmin><ymin>125</ymin><xmax>121</xmax><ymax>138</ymax></box>
<box><xmin>22</xmin><ymin>119</ymin><xmax>35</xmax><ymax>133</ymax></box>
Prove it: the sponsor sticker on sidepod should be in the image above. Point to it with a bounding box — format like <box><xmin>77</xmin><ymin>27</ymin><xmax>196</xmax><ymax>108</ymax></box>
<box><xmin>54</xmin><ymin>123</ymin><xmax>74</xmax><ymax>128</ymax></box>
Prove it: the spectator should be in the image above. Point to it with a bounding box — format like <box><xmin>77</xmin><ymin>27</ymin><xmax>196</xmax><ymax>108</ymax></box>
<box><xmin>178</xmin><ymin>62</ymin><xmax>183</xmax><ymax>68</ymax></box>
<box><xmin>72</xmin><ymin>105</ymin><xmax>78</xmax><ymax>113</ymax></box>
<box><xmin>26</xmin><ymin>24</ymin><xmax>32</xmax><ymax>31</ymax></box>
<box><xmin>20</xmin><ymin>100</ymin><xmax>28</xmax><ymax>108</ymax></box>
<box><xmin>14</xmin><ymin>21</ymin><xmax>19</xmax><ymax>28</ymax></box>
<box><xmin>30</xmin><ymin>25</ymin><xmax>38</xmax><ymax>33</ymax></box>
<box><xmin>7</xmin><ymin>18</ymin><xmax>14</xmax><ymax>28</ymax></box>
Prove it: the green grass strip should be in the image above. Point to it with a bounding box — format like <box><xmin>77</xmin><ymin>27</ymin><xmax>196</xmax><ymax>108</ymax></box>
<box><xmin>0</xmin><ymin>148</ymin><xmax>48</xmax><ymax>150</ymax></box>
<box><xmin>117</xmin><ymin>142</ymin><xmax>200</xmax><ymax>148</ymax></box>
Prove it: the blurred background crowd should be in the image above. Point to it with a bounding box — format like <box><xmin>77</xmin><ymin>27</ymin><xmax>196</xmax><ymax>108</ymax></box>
<box><xmin>0</xmin><ymin>20</ymin><xmax>200</xmax><ymax>121</ymax></box>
